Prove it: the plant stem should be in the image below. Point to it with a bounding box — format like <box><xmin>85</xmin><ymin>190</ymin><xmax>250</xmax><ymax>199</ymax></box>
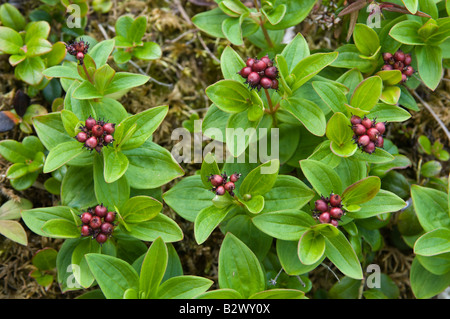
<box><xmin>264</xmin><ymin>88</ymin><xmax>274</xmax><ymax>113</ymax></box>
<box><xmin>82</xmin><ymin>62</ymin><xmax>94</xmax><ymax>84</ymax></box>
<box><xmin>253</xmin><ymin>0</ymin><xmax>274</xmax><ymax>48</ymax></box>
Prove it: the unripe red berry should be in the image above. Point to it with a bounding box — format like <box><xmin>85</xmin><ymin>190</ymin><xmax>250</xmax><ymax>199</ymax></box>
<box><xmin>76</xmin><ymin>51</ymin><xmax>84</xmax><ymax>61</ymax></box>
<box><xmin>260</xmin><ymin>77</ymin><xmax>273</xmax><ymax>89</ymax></box>
<box><xmin>381</xmin><ymin>64</ymin><xmax>393</xmax><ymax>71</ymax></box>
<box><xmin>230</xmin><ymin>173</ymin><xmax>241</xmax><ymax>183</ymax></box>
<box><xmin>404</xmin><ymin>54</ymin><xmax>412</xmax><ymax>65</ymax></box>
<box><xmin>350</xmin><ymin>115</ymin><xmax>362</xmax><ymax>126</ymax></box>
<box><xmin>104</xmin><ymin>134</ymin><xmax>114</xmax><ymax>144</ymax></box>
<box><xmin>394</xmin><ymin>50</ymin><xmax>405</xmax><ymax>62</ymax></box>
<box><xmin>215</xmin><ymin>185</ymin><xmax>225</xmax><ymax>196</ymax></box>
<box><xmin>383</xmin><ymin>52</ymin><xmax>393</xmax><ymax>61</ymax></box>
<box><xmin>376</xmin><ymin>136</ymin><xmax>384</xmax><ymax>148</ymax></box>
<box><xmin>353</xmin><ymin>124</ymin><xmax>366</xmax><ymax>136</ymax></box>
<box><xmin>404</xmin><ymin>66</ymin><xmax>414</xmax><ymax>77</ymax></box>
<box><xmin>239</xmin><ymin>66</ymin><xmax>252</xmax><ymax>78</ymax></box>
<box><xmin>85</xmin><ymin>116</ymin><xmax>96</xmax><ymax>130</ymax></box>
<box><xmin>224</xmin><ymin>181</ymin><xmax>235</xmax><ymax>192</ymax></box>
<box><xmin>85</xmin><ymin>136</ymin><xmax>98</xmax><ymax>149</ymax></box>
<box><xmin>247</xmin><ymin>72</ymin><xmax>260</xmax><ymax>86</ymax></box>
<box><xmin>329</xmin><ymin>194</ymin><xmax>341</xmax><ymax>207</ymax></box>
<box><xmin>401</xmin><ymin>74</ymin><xmax>408</xmax><ymax>82</ymax></box>
<box><xmin>81</xmin><ymin>225</ymin><xmax>91</xmax><ymax>236</ymax></box>
<box><xmin>209</xmin><ymin>174</ymin><xmax>224</xmax><ymax>187</ymax></box>
<box><xmin>92</xmin><ymin>125</ymin><xmax>104</xmax><ymax>137</ymax></box>
<box><xmin>96</xmin><ymin>233</ymin><xmax>108</xmax><ymax>244</ymax></box>
<box><xmin>330</xmin><ymin>207</ymin><xmax>343</xmax><ymax>219</ymax></box>
<box><xmin>104</xmin><ymin>211</ymin><xmax>116</xmax><ymax>223</ymax></box>
<box><xmin>260</xmin><ymin>55</ymin><xmax>273</xmax><ymax>67</ymax></box>
<box><xmin>76</xmin><ymin>132</ymin><xmax>88</xmax><ymax>143</ymax></box>
<box><xmin>358</xmin><ymin>135</ymin><xmax>371</xmax><ymax>147</ymax></box>
<box><xmin>252</xmin><ymin>60</ymin><xmax>267</xmax><ymax>72</ymax></box>
<box><xmin>367</xmin><ymin>127</ymin><xmax>380</xmax><ymax>141</ymax></box>
<box><xmin>89</xmin><ymin>216</ymin><xmax>102</xmax><ymax>229</ymax></box>
<box><xmin>100</xmin><ymin>222</ymin><xmax>114</xmax><ymax>235</ymax></box>
<box><xmin>374</xmin><ymin>122</ymin><xmax>386</xmax><ymax>135</ymax></box>
<box><xmin>315</xmin><ymin>199</ymin><xmax>328</xmax><ymax>212</ymax></box>
<box><xmin>394</xmin><ymin>61</ymin><xmax>404</xmax><ymax>70</ymax></box>
<box><xmin>95</xmin><ymin>204</ymin><xmax>107</xmax><ymax>218</ymax></box>
<box><xmin>103</xmin><ymin>122</ymin><xmax>115</xmax><ymax>134</ymax></box>
<box><xmin>319</xmin><ymin>212</ymin><xmax>331</xmax><ymax>224</ymax></box>
<box><xmin>361</xmin><ymin>117</ymin><xmax>373</xmax><ymax>129</ymax></box>
<box><xmin>271</xmin><ymin>79</ymin><xmax>279</xmax><ymax>90</ymax></box>
<box><xmin>80</xmin><ymin>212</ymin><xmax>92</xmax><ymax>224</ymax></box>
<box><xmin>246</xmin><ymin>58</ymin><xmax>255</xmax><ymax>68</ymax></box>
<box><xmin>264</xmin><ymin>66</ymin><xmax>278</xmax><ymax>79</ymax></box>
<box><xmin>364</xmin><ymin>141</ymin><xmax>376</xmax><ymax>154</ymax></box>
<box><xmin>331</xmin><ymin>219</ymin><xmax>339</xmax><ymax>227</ymax></box>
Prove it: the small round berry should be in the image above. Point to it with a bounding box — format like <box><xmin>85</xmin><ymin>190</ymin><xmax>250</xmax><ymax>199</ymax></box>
<box><xmin>252</xmin><ymin>60</ymin><xmax>267</xmax><ymax>72</ymax></box>
<box><xmin>89</xmin><ymin>216</ymin><xmax>102</xmax><ymax>229</ymax></box>
<box><xmin>353</xmin><ymin>124</ymin><xmax>366</xmax><ymax>136</ymax></box>
<box><xmin>330</xmin><ymin>219</ymin><xmax>339</xmax><ymax>227</ymax></box>
<box><xmin>367</xmin><ymin>127</ymin><xmax>380</xmax><ymax>142</ymax></box>
<box><xmin>76</xmin><ymin>51</ymin><xmax>84</xmax><ymax>61</ymax></box>
<box><xmin>404</xmin><ymin>54</ymin><xmax>412</xmax><ymax>65</ymax></box>
<box><xmin>264</xmin><ymin>66</ymin><xmax>278</xmax><ymax>79</ymax></box>
<box><xmin>394</xmin><ymin>50</ymin><xmax>405</xmax><ymax>62</ymax></box>
<box><xmin>247</xmin><ymin>72</ymin><xmax>261</xmax><ymax>87</ymax></box>
<box><xmin>76</xmin><ymin>132</ymin><xmax>88</xmax><ymax>143</ymax></box>
<box><xmin>239</xmin><ymin>66</ymin><xmax>252</xmax><ymax>78</ymax></box>
<box><xmin>80</xmin><ymin>212</ymin><xmax>92</xmax><ymax>224</ymax></box>
<box><xmin>96</xmin><ymin>233</ymin><xmax>108</xmax><ymax>244</ymax></box>
<box><xmin>104</xmin><ymin>135</ymin><xmax>114</xmax><ymax>144</ymax></box>
<box><xmin>271</xmin><ymin>79</ymin><xmax>279</xmax><ymax>90</ymax></box>
<box><xmin>315</xmin><ymin>199</ymin><xmax>328</xmax><ymax>212</ymax></box>
<box><xmin>92</xmin><ymin>125</ymin><xmax>104</xmax><ymax>137</ymax></box>
<box><xmin>95</xmin><ymin>204</ymin><xmax>107</xmax><ymax>218</ymax></box>
<box><xmin>350</xmin><ymin>115</ymin><xmax>362</xmax><ymax>126</ymax></box>
<box><xmin>319</xmin><ymin>212</ymin><xmax>331</xmax><ymax>224</ymax></box>
<box><xmin>230</xmin><ymin>173</ymin><xmax>241</xmax><ymax>183</ymax></box>
<box><xmin>376</xmin><ymin>136</ymin><xmax>384</xmax><ymax>148</ymax></box>
<box><xmin>260</xmin><ymin>55</ymin><xmax>273</xmax><ymax>67</ymax></box>
<box><xmin>329</xmin><ymin>194</ymin><xmax>341</xmax><ymax>207</ymax></box>
<box><xmin>329</xmin><ymin>207</ymin><xmax>343</xmax><ymax>219</ymax></box>
<box><xmin>364</xmin><ymin>141</ymin><xmax>376</xmax><ymax>154</ymax></box>
<box><xmin>260</xmin><ymin>77</ymin><xmax>273</xmax><ymax>89</ymax></box>
<box><xmin>209</xmin><ymin>174</ymin><xmax>224</xmax><ymax>187</ymax></box>
<box><xmin>103</xmin><ymin>122</ymin><xmax>115</xmax><ymax>134</ymax></box>
<box><xmin>85</xmin><ymin>116</ymin><xmax>96</xmax><ymax>130</ymax></box>
<box><xmin>358</xmin><ymin>135</ymin><xmax>371</xmax><ymax>147</ymax></box>
<box><xmin>246</xmin><ymin>58</ymin><xmax>255</xmax><ymax>68</ymax></box>
<box><xmin>401</xmin><ymin>74</ymin><xmax>408</xmax><ymax>82</ymax></box>
<box><xmin>85</xmin><ymin>136</ymin><xmax>98</xmax><ymax>149</ymax></box>
<box><xmin>393</xmin><ymin>61</ymin><xmax>404</xmax><ymax>70</ymax></box>
<box><xmin>224</xmin><ymin>181</ymin><xmax>235</xmax><ymax>192</ymax></box>
<box><xmin>215</xmin><ymin>185</ymin><xmax>226</xmax><ymax>196</ymax></box>
<box><xmin>374</xmin><ymin>122</ymin><xmax>386</xmax><ymax>135</ymax></box>
<box><xmin>381</xmin><ymin>64</ymin><xmax>393</xmax><ymax>71</ymax></box>
<box><xmin>104</xmin><ymin>212</ymin><xmax>116</xmax><ymax>223</ymax></box>
<box><xmin>81</xmin><ymin>225</ymin><xmax>91</xmax><ymax>236</ymax></box>
<box><xmin>404</xmin><ymin>66</ymin><xmax>414</xmax><ymax>77</ymax></box>
<box><xmin>361</xmin><ymin>117</ymin><xmax>373</xmax><ymax>129</ymax></box>
<box><xmin>100</xmin><ymin>222</ymin><xmax>114</xmax><ymax>235</ymax></box>
<box><xmin>383</xmin><ymin>52</ymin><xmax>393</xmax><ymax>61</ymax></box>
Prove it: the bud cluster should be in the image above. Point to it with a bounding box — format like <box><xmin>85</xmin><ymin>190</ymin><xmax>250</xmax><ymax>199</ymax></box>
<box><xmin>208</xmin><ymin>173</ymin><xmax>241</xmax><ymax>197</ymax></box>
<box><xmin>351</xmin><ymin>115</ymin><xmax>386</xmax><ymax>154</ymax></box>
<box><xmin>239</xmin><ymin>55</ymin><xmax>279</xmax><ymax>90</ymax></box>
<box><xmin>79</xmin><ymin>204</ymin><xmax>116</xmax><ymax>244</ymax></box>
<box><xmin>313</xmin><ymin>193</ymin><xmax>345</xmax><ymax>227</ymax></box>
<box><xmin>75</xmin><ymin>116</ymin><xmax>115</xmax><ymax>153</ymax></box>
<box><xmin>65</xmin><ymin>38</ymin><xmax>90</xmax><ymax>65</ymax></box>
<box><xmin>381</xmin><ymin>50</ymin><xmax>414</xmax><ymax>82</ymax></box>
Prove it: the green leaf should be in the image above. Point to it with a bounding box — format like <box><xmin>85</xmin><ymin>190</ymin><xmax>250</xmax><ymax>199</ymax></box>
<box><xmin>225</xmin><ymin>110</ymin><xmax>260</xmax><ymax>157</ymax></box>
<box><xmin>129</xmin><ymin>16</ymin><xmax>147</xmax><ymax>44</ymax></box>
<box><xmin>222</xmin><ymin>15</ymin><xmax>244</xmax><ymax>46</ymax></box>
<box><xmin>298</xmin><ymin>230</ymin><xmax>326</xmax><ymax>265</ymax></box>
<box><xmin>86</xmin><ymin>253</ymin><xmax>139</xmax><ymax>299</ymax></box>
<box><xmin>206</xmin><ymin>80</ymin><xmax>252</xmax><ymax>114</ymax></box>
<box><xmin>195</xmin><ymin>205</ymin><xmax>231</xmax><ymax>244</ymax></box>
<box><xmin>410</xmin><ymin>257</ymin><xmax>450</xmax><ymax>299</ymax></box>
<box><xmin>41</xmin><ymin>219</ymin><xmax>79</xmax><ymax>238</ymax></box>
<box><xmin>264</xmin><ymin>0</ymin><xmax>317</xmax><ymax>30</ymax></box>
<box><xmin>196</xmin><ymin>288</ymin><xmax>243</xmax><ymax>299</ymax></box>
<box><xmin>157</xmin><ymin>276</ymin><xmax>213</xmax><ymax>299</ymax></box>
<box><xmin>0</xmin><ymin>26</ymin><xmax>22</xmax><ymax>54</ymax></box>
<box><xmin>346</xmin><ymin>189</ymin><xmax>406</xmax><ymax>219</ymax></box>
<box><xmin>262</xmin><ymin>4</ymin><xmax>286</xmax><ymax>25</ymax></box>
<box><xmin>249</xmin><ymin>289</ymin><xmax>305</xmax><ymax>299</ymax></box>
<box><xmin>43</xmin><ymin>65</ymin><xmax>83</xmax><ymax>81</ymax></box>
<box><xmin>312</xmin><ymin>81</ymin><xmax>348</xmax><ymax>114</ymax></box>
<box><xmin>0</xmin><ymin>220</ymin><xmax>27</xmax><ymax>245</ymax></box>
<box><xmin>0</xmin><ymin>3</ymin><xmax>26</xmax><ymax>31</ymax></box>
<box><xmin>121</xmin><ymin>196</ymin><xmax>162</xmax><ymax>224</ymax></box>
<box><xmin>31</xmin><ymin>247</ymin><xmax>57</xmax><ymax>270</ymax></box>
<box><xmin>401</xmin><ymin>0</ymin><xmax>418</xmax><ymax>14</ymax></box>
<box><xmin>94</xmin><ymin>64</ymin><xmax>116</xmax><ymax>94</ymax></box>
<box><xmin>140</xmin><ymin>237</ymin><xmax>167</xmax><ymax>299</ymax></box>
<box><xmin>200</xmin><ymin>153</ymin><xmax>221</xmax><ymax>188</ymax></box>
<box><xmin>280</xmin><ymin>33</ymin><xmax>310</xmax><ymax>73</ymax></box>
<box><xmin>15</xmin><ymin>56</ymin><xmax>45</xmax><ymax>86</ymax></box>
<box><xmin>300</xmin><ymin>159</ymin><xmax>343</xmax><ymax>196</ymax></box>
<box><xmin>342</xmin><ymin>176</ymin><xmax>381</xmax><ymax>206</ymax></box>
<box><xmin>416</xmin><ymin>45</ymin><xmax>442</xmax><ymax>91</ymax></box>
<box><xmin>61</xmin><ymin>166</ymin><xmax>97</xmax><ymax>209</ymax></box>
<box><xmin>421</xmin><ymin>160</ymin><xmax>442</xmax><ymax>177</ymax></box>
<box><xmin>102</xmin><ymin>147</ymin><xmax>129</xmax><ymax>183</ymax></box>
<box><xmin>252</xmin><ymin>209</ymin><xmax>315</xmax><ymax>241</ymax></box>
<box><xmin>352</xmin><ymin>147</ymin><xmax>395</xmax><ymax>164</ymax></box>
<box><xmin>220</xmin><ymin>46</ymin><xmax>245</xmax><ymax>82</ymax></box>
<box><xmin>280</xmin><ymin>97</ymin><xmax>326</xmax><ymax>137</ymax></box>
<box><xmin>0</xmin><ymin>198</ymin><xmax>32</xmax><ymax>220</ymax></box>
<box><xmin>326</xmin><ymin>112</ymin><xmax>353</xmax><ymax>147</ymax></box>
<box><xmin>239</xmin><ymin>159</ymin><xmax>279</xmax><ymax>197</ymax></box>
<box><xmin>25</xmin><ymin>38</ymin><xmax>52</xmax><ymax>57</ymax></box>
<box><xmin>350</xmin><ymin>76</ymin><xmax>383</xmax><ymax>111</ymax></box>
<box><xmin>0</xmin><ymin>139</ymin><xmax>35</xmax><ymax>163</ymax></box>
<box><xmin>353</xmin><ymin>23</ymin><xmax>380</xmax><ymax>56</ymax></box>
<box><xmin>369</xmin><ymin>103</ymin><xmax>411</xmax><ymax>122</ymax></box>
<box><xmin>192</xmin><ymin>7</ymin><xmax>227</xmax><ymax>38</ymax></box>
<box><xmin>389</xmin><ymin>20</ymin><xmax>424</xmax><ymax>45</ymax></box>
<box><xmin>43</xmin><ymin>141</ymin><xmax>85</xmax><ymax>173</ymax></box>
<box><xmin>88</xmin><ymin>39</ymin><xmax>115</xmax><ymax>67</ymax></box>
<box><xmin>103</xmin><ymin>72</ymin><xmax>149</xmax><ymax>97</ymax></box>
<box><xmin>411</xmin><ymin>185</ymin><xmax>450</xmax><ymax>232</ymax></box>
<box><xmin>61</xmin><ymin>109</ymin><xmax>80</xmax><ymax>137</ymax></box>
<box><xmin>72</xmin><ymin>81</ymin><xmax>103</xmax><ymax>100</ymax></box>
<box><xmin>218</xmin><ymin>233</ymin><xmax>265</xmax><ymax>298</ymax></box>
<box><xmin>291</xmin><ymin>52</ymin><xmax>338</xmax><ymax>91</ymax></box>
<box><xmin>133</xmin><ymin>41</ymin><xmax>161</xmax><ymax>61</ymax></box>
<box><xmin>332</xmin><ymin>44</ymin><xmax>374</xmax><ymax>73</ymax></box>
<box><xmin>323</xmin><ymin>230</ymin><xmax>363</xmax><ymax>280</ymax></box>
<box><xmin>22</xmin><ymin>206</ymin><xmax>75</xmax><ymax>238</ymax></box>
<box><xmin>414</xmin><ymin>228</ymin><xmax>450</xmax><ymax>256</ymax></box>
<box><xmin>25</xmin><ymin>21</ymin><xmax>50</xmax><ymax>42</ymax></box>
<box><xmin>115</xmin><ymin>15</ymin><xmax>133</xmax><ymax>38</ymax></box>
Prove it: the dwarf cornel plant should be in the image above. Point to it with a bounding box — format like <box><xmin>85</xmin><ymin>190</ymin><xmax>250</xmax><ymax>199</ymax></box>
<box><xmin>0</xmin><ymin>0</ymin><xmax>449</xmax><ymax>300</ymax></box>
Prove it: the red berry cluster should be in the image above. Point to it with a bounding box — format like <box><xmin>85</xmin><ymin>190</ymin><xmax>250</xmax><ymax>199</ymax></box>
<box><xmin>65</xmin><ymin>38</ymin><xmax>90</xmax><ymax>65</ymax></box>
<box><xmin>79</xmin><ymin>204</ymin><xmax>116</xmax><ymax>244</ymax></box>
<box><xmin>208</xmin><ymin>173</ymin><xmax>241</xmax><ymax>197</ymax></box>
<box><xmin>75</xmin><ymin>116</ymin><xmax>115</xmax><ymax>153</ymax></box>
<box><xmin>381</xmin><ymin>50</ymin><xmax>414</xmax><ymax>82</ymax></box>
<box><xmin>314</xmin><ymin>193</ymin><xmax>345</xmax><ymax>227</ymax></box>
<box><xmin>351</xmin><ymin>115</ymin><xmax>385</xmax><ymax>154</ymax></box>
<box><xmin>239</xmin><ymin>55</ymin><xmax>279</xmax><ymax>90</ymax></box>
